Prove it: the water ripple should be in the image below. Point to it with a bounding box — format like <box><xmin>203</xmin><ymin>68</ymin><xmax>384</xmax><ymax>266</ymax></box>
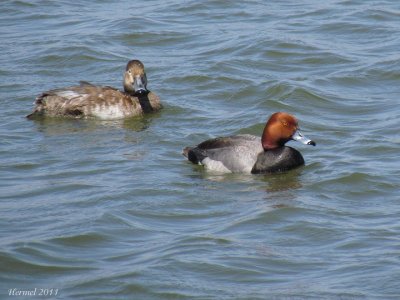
<box><xmin>1</xmin><ymin>0</ymin><xmax>400</xmax><ymax>299</ymax></box>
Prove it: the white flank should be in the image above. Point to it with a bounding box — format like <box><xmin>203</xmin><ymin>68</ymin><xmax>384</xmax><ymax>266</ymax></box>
<box><xmin>202</xmin><ymin>157</ymin><xmax>232</xmax><ymax>173</ymax></box>
<box><xmin>91</xmin><ymin>104</ymin><xmax>126</xmax><ymax>120</ymax></box>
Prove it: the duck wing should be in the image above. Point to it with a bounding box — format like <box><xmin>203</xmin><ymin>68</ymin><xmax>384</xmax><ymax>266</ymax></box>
<box><xmin>29</xmin><ymin>84</ymin><xmax>96</xmax><ymax>117</ymax></box>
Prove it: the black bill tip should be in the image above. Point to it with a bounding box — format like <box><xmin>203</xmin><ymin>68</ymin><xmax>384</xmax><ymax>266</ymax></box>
<box><xmin>308</xmin><ymin>140</ymin><xmax>316</xmax><ymax>146</ymax></box>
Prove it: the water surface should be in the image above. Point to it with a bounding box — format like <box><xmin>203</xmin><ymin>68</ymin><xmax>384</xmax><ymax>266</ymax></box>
<box><xmin>1</xmin><ymin>0</ymin><xmax>399</xmax><ymax>299</ymax></box>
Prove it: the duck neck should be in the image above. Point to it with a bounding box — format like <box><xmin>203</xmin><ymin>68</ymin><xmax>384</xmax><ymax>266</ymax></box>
<box><xmin>137</xmin><ymin>93</ymin><xmax>154</xmax><ymax>112</ymax></box>
<box><xmin>261</xmin><ymin>127</ymin><xmax>286</xmax><ymax>151</ymax></box>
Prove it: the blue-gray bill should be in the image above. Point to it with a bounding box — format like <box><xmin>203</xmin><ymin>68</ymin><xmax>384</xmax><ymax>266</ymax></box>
<box><xmin>292</xmin><ymin>129</ymin><xmax>316</xmax><ymax>146</ymax></box>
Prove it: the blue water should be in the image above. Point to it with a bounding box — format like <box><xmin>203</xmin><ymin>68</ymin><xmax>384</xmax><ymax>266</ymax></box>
<box><xmin>1</xmin><ymin>0</ymin><xmax>399</xmax><ymax>299</ymax></box>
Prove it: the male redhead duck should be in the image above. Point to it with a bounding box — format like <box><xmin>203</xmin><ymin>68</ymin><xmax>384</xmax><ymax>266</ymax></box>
<box><xmin>183</xmin><ymin>112</ymin><xmax>316</xmax><ymax>174</ymax></box>
<box><xmin>27</xmin><ymin>60</ymin><xmax>161</xmax><ymax>119</ymax></box>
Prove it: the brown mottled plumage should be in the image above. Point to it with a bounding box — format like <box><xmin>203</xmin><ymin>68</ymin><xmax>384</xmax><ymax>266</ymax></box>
<box><xmin>27</xmin><ymin>60</ymin><xmax>161</xmax><ymax>119</ymax></box>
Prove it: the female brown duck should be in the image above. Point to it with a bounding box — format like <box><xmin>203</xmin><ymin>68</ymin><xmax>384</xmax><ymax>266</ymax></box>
<box><xmin>27</xmin><ymin>60</ymin><xmax>161</xmax><ymax>119</ymax></box>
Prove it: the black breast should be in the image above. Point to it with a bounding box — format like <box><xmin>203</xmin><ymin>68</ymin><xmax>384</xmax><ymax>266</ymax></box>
<box><xmin>251</xmin><ymin>146</ymin><xmax>305</xmax><ymax>174</ymax></box>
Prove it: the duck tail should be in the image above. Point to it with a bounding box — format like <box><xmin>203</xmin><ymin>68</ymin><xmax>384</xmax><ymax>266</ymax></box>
<box><xmin>26</xmin><ymin>112</ymin><xmax>35</xmax><ymax>119</ymax></box>
<box><xmin>26</xmin><ymin>96</ymin><xmax>46</xmax><ymax>119</ymax></box>
<box><xmin>26</xmin><ymin>105</ymin><xmax>43</xmax><ymax>119</ymax></box>
<box><xmin>26</xmin><ymin>107</ymin><xmax>44</xmax><ymax>119</ymax></box>
<box><xmin>182</xmin><ymin>146</ymin><xmax>207</xmax><ymax>165</ymax></box>
<box><xmin>182</xmin><ymin>147</ymin><xmax>192</xmax><ymax>158</ymax></box>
